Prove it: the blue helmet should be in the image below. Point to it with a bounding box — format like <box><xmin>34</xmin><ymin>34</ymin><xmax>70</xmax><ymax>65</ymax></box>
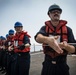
<box><xmin>14</xmin><ymin>22</ymin><xmax>23</xmax><ymax>28</ymax></box>
<box><xmin>8</xmin><ymin>29</ymin><xmax>14</xmax><ymax>35</ymax></box>
<box><xmin>6</xmin><ymin>34</ymin><xmax>9</xmax><ymax>38</ymax></box>
<box><xmin>0</xmin><ymin>36</ymin><xmax>6</xmax><ymax>40</ymax></box>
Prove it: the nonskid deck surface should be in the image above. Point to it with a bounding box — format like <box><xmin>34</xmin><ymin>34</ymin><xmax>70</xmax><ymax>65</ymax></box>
<box><xmin>0</xmin><ymin>52</ymin><xmax>76</xmax><ymax>75</ymax></box>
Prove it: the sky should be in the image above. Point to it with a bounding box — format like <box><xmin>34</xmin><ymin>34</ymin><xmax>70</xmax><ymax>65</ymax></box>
<box><xmin>0</xmin><ymin>0</ymin><xmax>76</xmax><ymax>44</ymax></box>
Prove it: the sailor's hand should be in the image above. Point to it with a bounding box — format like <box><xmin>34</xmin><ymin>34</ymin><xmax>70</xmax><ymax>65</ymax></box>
<box><xmin>47</xmin><ymin>36</ymin><xmax>63</xmax><ymax>54</ymax></box>
<box><xmin>59</xmin><ymin>41</ymin><xmax>68</xmax><ymax>49</ymax></box>
<box><xmin>18</xmin><ymin>44</ymin><xmax>25</xmax><ymax>50</ymax></box>
<box><xmin>2</xmin><ymin>46</ymin><xmax>5</xmax><ymax>49</ymax></box>
<box><xmin>25</xmin><ymin>43</ymin><xmax>30</xmax><ymax>47</ymax></box>
<box><xmin>8</xmin><ymin>46</ymin><xmax>14</xmax><ymax>51</ymax></box>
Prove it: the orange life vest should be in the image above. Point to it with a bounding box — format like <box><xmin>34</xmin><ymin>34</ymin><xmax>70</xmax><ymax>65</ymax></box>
<box><xmin>43</xmin><ymin>20</ymin><xmax>68</xmax><ymax>58</ymax></box>
<box><xmin>7</xmin><ymin>36</ymin><xmax>14</xmax><ymax>46</ymax></box>
<box><xmin>14</xmin><ymin>31</ymin><xmax>31</xmax><ymax>53</ymax></box>
<box><xmin>0</xmin><ymin>40</ymin><xmax>3</xmax><ymax>46</ymax></box>
<box><xmin>5</xmin><ymin>36</ymin><xmax>14</xmax><ymax>49</ymax></box>
<box><xmin>0</xmin><ymin>40</ymin><xmax>3</xmax><ymax>50</ymax></box>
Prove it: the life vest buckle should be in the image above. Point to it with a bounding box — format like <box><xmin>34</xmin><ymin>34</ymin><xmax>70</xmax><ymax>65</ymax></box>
<box><xmin>51</xmin><ymin>61</ymin><xmax>56</xmax><ymax>64</ymax></box>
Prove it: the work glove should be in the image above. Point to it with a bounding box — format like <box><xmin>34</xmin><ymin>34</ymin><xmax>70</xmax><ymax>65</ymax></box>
<box><xmin>18</xmin><ymin>44</ymin><xmax>25</xmax><ymax>50</ymax></box>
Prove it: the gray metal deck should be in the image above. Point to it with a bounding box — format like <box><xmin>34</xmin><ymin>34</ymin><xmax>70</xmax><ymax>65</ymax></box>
<box><xmin>0</xmin><ymin>52</ymin><xmax>76</xmax><ymax>75</ymax></box>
